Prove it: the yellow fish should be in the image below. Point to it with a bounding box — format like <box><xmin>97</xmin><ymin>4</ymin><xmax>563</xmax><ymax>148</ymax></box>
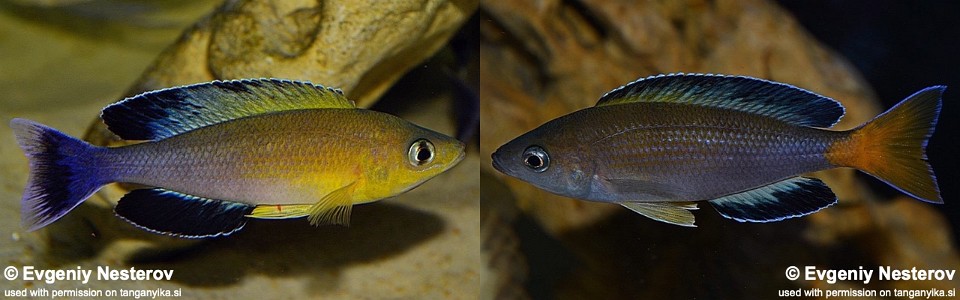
<box><xmin>11</xmin><ymin>79</ymin><xmax>465</xmax><ymax>238</ymax></box>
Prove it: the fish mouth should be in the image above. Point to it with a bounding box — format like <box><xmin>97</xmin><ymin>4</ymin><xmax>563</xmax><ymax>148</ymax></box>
<box><xmin>491</xmin><ymin>150</ymin><xmax>506</xmax><ymax>174</ymax></box>
<box><xmin>453</xmin><ymin>147</ymin><xmax>466</xmax><ymax>165</ymax></box>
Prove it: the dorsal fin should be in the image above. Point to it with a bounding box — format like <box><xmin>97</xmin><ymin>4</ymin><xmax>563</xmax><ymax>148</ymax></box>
<box><xmin>101</xmin><ymin>79</ymin><xmax>355</xmax><ymax>141</ymax></box>
<box><xmin>596</xmin><ymin>73</ymin><xmax>845</xmax><ymax>128</ymax></box>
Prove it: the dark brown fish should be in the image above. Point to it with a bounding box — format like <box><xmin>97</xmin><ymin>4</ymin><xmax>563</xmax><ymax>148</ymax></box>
<box><xmin>492</xmin><ymin>74</ymin><xmax>943</xmax><ymax>226</ymax></box>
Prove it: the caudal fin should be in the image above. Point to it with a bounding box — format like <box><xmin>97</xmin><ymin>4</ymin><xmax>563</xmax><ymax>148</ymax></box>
<box><xmin>828</xmin><ymin>86</ymin><xmax>944</xmax><ymax>203</ymax></box>
<box><xmin>10</xmin><ymin>118</ymin><xmax>109</xmax><ymax>230</ymax></box>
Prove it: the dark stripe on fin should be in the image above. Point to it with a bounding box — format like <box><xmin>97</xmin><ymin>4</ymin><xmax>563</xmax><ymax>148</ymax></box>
<box><xmin>10</xmin><ymin>119</ymin><xmax>108</xmax><ymax>231</ymax></box>
<box><xmin>708</xmin><ymin>177</ymin><xmax>837</xmax><ymax>223</ymax></box>
<box><xmin>115</xmin><ymin>188</ymin><xmax>255</xmax><ymax>238</ymax></box>
<box><xmin>620</xmin><ymin>202</ymin><xmax>698</xmax><ymax>227</ymax></box>
<box><xmin>597</xmin><ymin>73</ymin><xmax>845</xmax><ymax>128</ymax></box>
<box><xmin>101</xmin><ymin>79</ymin><xmax>355</xmax><ymax>141</ymax></box>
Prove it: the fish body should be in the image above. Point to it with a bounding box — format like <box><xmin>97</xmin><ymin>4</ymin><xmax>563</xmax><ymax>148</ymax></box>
<box><xmin>109</xmin><ymin>109</ymin><xmax>445</xmax><ymax>206</ymax></box>
<box><xmin>512</xmin><ymin>102</ymin><xmax>842</xmax><ymax>203</ymax></box>
<box><xmin>492</xmin><ymin>74</ymin><xmax>942</xmax><ymax>226</ymax></box>
<box><xmin>12</xmin><ymin>79</ymin><xmax>464</xmax><ymax>237</ymax></box>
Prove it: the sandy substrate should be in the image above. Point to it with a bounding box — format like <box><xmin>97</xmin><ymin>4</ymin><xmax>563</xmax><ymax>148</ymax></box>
<box><xmin>0</xmin><ymin>4</ymin><xmax>479</xmax><ymax>298</ymax></box>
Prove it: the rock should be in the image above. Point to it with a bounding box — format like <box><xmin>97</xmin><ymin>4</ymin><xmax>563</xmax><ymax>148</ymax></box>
<box><xmin>2</xmin><ymin>0</ymin><xmax>479</xmax><ymax>298</ymax></box>
<box><xmin>0</xmin><ymin>0</ymin><xmax>223</xmax><ymax>264</ymax></box>
<box><xmin>481</xmin><ymin>170</ymin><xmax>530</xmax><ymax>300</ymax></box>
<box><xmin>83</xmin><ymin>0</ymin><xmax>475</xmax><ymax>144</ymax></box>
<box><xmin>0</xmin><ymin>0</ymin><xmax>221</xmax><ymax>112</ymax></box>
<box><xmin>129</xmin><ymin>0</ymin><xmax>475</xmax><ymax>106</ymax></box>
<box><xmin>68</xmin><ymin>0</ymin><xmax>476</xmax><ymax>250</ymax></box>
<box><xmin>481</xmin><ymin>0</ymin><xmax>878</xmax><ymax>234</ymax></box>
<box><xmin>480</xmin><ymin>0</ymin><xmax>957</xmax><ymax>297</ymax></box>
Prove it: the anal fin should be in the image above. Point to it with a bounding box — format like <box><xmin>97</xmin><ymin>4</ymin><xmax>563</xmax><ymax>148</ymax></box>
<box><xmin>308</xmin><ymin>182</ymin><xmax>357</xmax><ymax>226</ymax></box>
<box><xmin>247</xmin><ymin>204</ymin><xmax>313</xmax><ymax>219</ymax></box>
<box><xmin>115</xmin><ymin>188</ymin><xmax>254</xmax><ymax>238</ymax></box>
<box><xmin>620</xmin><ymin>202</ymin><xmax>698</xmax><ymax>227</ymax></box>
<box><xmin>708</xmin><ymin>177</ymin><xmax>837</xmax><ymax>223</ymax></box>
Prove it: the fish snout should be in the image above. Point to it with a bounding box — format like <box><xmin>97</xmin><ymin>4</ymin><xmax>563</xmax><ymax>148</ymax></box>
<box><xmin>452</xmin><ymin>141</ymin><xmax>466</xmax><ymax>164</ymax></box>
<box><xmin>491</xmin><ymin>149</ymin><xmax>508</xmax><ymax>174</ymax></box>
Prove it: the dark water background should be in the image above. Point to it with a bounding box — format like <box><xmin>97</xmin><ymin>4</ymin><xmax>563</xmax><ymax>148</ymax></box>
<box><xmin>780</xmin><ymin>0</ymin><xmax>960</xmax><ymax>243</ymax></box>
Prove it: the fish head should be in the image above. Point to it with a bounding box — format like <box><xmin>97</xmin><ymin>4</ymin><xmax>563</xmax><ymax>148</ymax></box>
<box><xmin>491</xmin><ymin>125</ymin><xmax>593</xmax><ymax>199</ymax></box>
<box><xmin>375</xmin><ymin>120</ymin><xmax>465</xmax><ymax>196</ymax></box>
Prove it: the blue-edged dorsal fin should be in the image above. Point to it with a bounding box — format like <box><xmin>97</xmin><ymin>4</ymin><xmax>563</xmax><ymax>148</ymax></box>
<box><xmin>114</xmin><ymin>188</ymin><xmax>255</xmax><ymax>238</ymax></box>
<box><xmin>620</xmin><ymin>202</ymin><xmax>698</xmax><ymax>227</ymax></box>
<box><xmin>102</xmin><ymin>79</ymin><xmax>355</xmax><ymax>141</ymax></box>
<box><xmin>707</xmin><ymin>177</ymin><xmax>837</xmax><ymax>223</ymax></box>
<box><xmin>596</xmin><ymin>73</ymin><xmax>845</xmax><ymax>128</ymax></box>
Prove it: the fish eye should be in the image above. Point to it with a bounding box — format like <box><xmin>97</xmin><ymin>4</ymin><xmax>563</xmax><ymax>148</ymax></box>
<box><xmin>408</xmin><ymin>139</ymin><xmax>435</xmax><ymax>166</ymax></box>
<box><xmin>522</xmin><ymin>146</ymin><xmax>549</xmax><ymax>172</ymax></box>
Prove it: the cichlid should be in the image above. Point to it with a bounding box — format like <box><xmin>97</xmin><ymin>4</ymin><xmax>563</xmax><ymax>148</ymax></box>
<box><xmin>492</xmin><ymin>74</ymin><xmax>943</xmax><ymax>227</ymax></box>
<box><xmin>11</xmin><ymin>79</ymin><xmax>465</xmax><ymax>238</ymax></box>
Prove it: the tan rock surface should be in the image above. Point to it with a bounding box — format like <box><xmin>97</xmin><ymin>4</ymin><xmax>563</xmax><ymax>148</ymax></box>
<box><xmin>481</xmin><ymin>0</ymin><xmax>878</xmax><ymax>234</ymax></box>
<box><xmin>2</xmin><ymin>0</ymin><xmax>479</xmax><ymax>298</ymax></box>
<box><xmin>481</xmin><ymin>171</ymin><xmax>530</xmax><ymax>300</ymax></box>
<box><xmin>81</xmin><ymin>0</ymin><xmax>478</xmax><ymax>238</ymax></box>
<box><xmin>480</xmin><ymin>0</ymin><xmax>958</xmax><ymax>297</ymax></box>
<box><xmin>127</xmin><ymin>0</ymin><xmax>476</xmax><ymax>106</ymax></box>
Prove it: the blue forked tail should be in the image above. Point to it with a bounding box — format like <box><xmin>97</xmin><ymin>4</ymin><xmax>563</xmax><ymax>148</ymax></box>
<box><xmin>10</xmin><ymin>118</ymin><xmax>110</xmax><ymax>231</ymax></box>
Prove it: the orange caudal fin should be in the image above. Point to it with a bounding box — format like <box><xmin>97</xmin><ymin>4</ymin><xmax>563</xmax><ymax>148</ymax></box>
<box><xmin>829</xmin><ymin>86</ymin><xmax>945</xmax><ymax>203</ymax></box>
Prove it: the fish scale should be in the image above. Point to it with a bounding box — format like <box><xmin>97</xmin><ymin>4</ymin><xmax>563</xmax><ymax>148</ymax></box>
<box><xmin>550</xmin><ymin>103</ymin><xmax>836</xmax><ymax>202</ymax></box>
<box><xmin>108</xmin><ymin>109</ymin><xmax>396</xmax><ymax>206</ymax></box>
<box><xmin>12</xmin><ymin>79</ymin><xmax>464</xmax><ymax>237</ymax></box>
<box><xmin>493</xmin><ymin>73</ymin><xmax>942</xmax><ymax>226</ymax></box>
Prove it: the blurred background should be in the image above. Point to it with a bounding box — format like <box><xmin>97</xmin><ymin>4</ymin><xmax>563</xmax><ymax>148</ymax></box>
<box><xmin>480</xmin><ymin>0</ymin><xmax>959</xmax><ymax>299</ymax></box>
<box><xmin>0</xmin><ymin>0</ymin><xmax>957</xmax><ymax>299</ymax></box>
<box><xmin>780</xmin><ymin>0</ymin><xmax>960</xmax><ymax>239</ymax></box>
<box><xmin>0</xmin><ymin>0</ymin><xmax>479</xmax><ymax>298</ymax></box>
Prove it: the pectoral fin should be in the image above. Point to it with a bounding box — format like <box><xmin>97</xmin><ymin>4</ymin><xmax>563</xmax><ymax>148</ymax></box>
<box><xmin>247</xmin><ymin>204</ymin><xmax>313</xmax><ymax>219</ymax></box>
<box><xmin>308</xmin><ymin>182</ymin><xmax>358</xmax><ymax>226</ymax></box>
<box><xmin>620</xmin><ymin>202</ymin><xmax>698</xmax><ymax>227</ymax></box>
